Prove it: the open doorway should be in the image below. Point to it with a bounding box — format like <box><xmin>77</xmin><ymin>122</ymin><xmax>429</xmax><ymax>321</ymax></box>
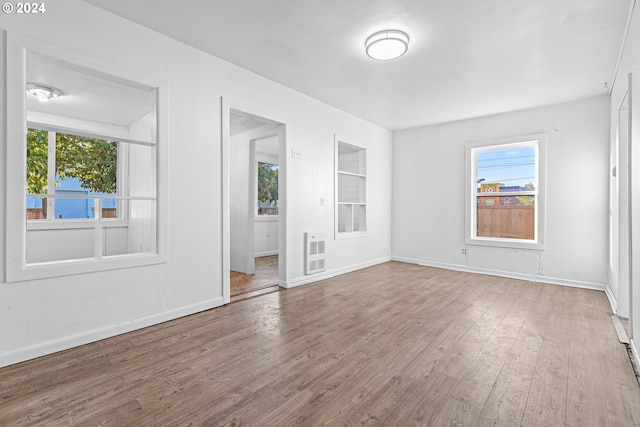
<box><xmin>228</xmin><ymin>109</ymin><xmax>285</xmax><ymax>300</ymax></box>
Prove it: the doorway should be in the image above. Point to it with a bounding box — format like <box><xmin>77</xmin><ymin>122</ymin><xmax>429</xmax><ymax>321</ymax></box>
<box><xmin>227</xmin><ymin>108</ymin><xmax>285</xmax><ymax>301</ymax></box>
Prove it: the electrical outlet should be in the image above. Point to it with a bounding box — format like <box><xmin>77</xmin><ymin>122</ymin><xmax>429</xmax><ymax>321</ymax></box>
<box><xmin>320</xmin><ymin>197</ymin><xmax>326</xmax><ymax>206</ymax></box>
<box><xmin>462</xmin><ymin>249</ymin><xmax>467</xmax><ymax>255</ymax></box>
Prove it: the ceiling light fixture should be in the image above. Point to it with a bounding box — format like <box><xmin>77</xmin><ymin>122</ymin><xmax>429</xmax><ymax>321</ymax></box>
<box><xmin>365</xmin><ymin>29</ymin><xmax>409</xmax><ymax>61</ymax></box>
<box><xmin>26</xmin><ymin>83</ymin><xmax>63</xmax><ymax>103</ymax></box>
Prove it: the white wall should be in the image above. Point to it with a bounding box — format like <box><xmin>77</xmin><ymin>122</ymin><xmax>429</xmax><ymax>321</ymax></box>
<box><xmin>229</xmin><ymin>129</ymin><xmax>251</xmax><ymax>273</ymax></box>
<box><xmin>255</xmin><ymin>218</ymin><xmax>278</xmax><ymax>256</ymax></box>
<box><xmin>392</xmin><ymin>96</ymin><xmax>610</xmax><ymax>289</ymax></box>
<box><xmin>26</xmin><ymin>226</ymin><xmax>128</xmax><ymax>263</ymax></box>
<box><xmin>0</xmin><ymin>0</ymin><xmax>392</xmax><ymax>366</ymax></box>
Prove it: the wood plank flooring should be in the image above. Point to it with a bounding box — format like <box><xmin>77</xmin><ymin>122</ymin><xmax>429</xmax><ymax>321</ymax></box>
<box><xmin>2</xmin><ymin>261</ymin><xmax>640</xmax><ymax>426</ymax></box>
<box><xmin>230</xmin><ymin>255</ymin><xmax>279</xmax><ymax>296</ymax></box>
<box><xmin>230</xmin><ymin>285</ymin><xmax>280</xmax><ymax>303</ymax></box>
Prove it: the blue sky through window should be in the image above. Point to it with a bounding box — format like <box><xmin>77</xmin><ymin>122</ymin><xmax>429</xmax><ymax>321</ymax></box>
<box><xmin>477</xmin><ymin>145</ymin><xmax>536</xmax><ymax>189</ymax></box>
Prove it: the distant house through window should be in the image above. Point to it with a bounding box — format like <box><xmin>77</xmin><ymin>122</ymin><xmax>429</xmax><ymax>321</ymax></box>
<box><xmin>466</xmin><ymin>135</ymin><xmax>546</xmax><ymax>249</ymax></box>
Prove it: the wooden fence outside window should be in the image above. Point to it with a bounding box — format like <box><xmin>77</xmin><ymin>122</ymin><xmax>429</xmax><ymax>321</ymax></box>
<box><xmin>477</xmin><ymin>205</ymin><xmax>534</xmax><ymax>240</ymax></box>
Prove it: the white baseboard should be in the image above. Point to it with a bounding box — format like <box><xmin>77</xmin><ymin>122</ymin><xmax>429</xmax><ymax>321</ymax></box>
<box><xmin>0</xmin><ymin>296</ymin><xmax>225</xmax><ymax>369</ymax></box>
<box><xmin>391</xmin><ymin>256</ymin><xmax>606</xmax><ymax>292</ymax></box>
<box><xmin>255</xmin><ymin>250</ymin><xmax>278</xmax><ymax>257</ymax></box>
<box><xmin>605</xmin><ymin>285</ymin><xmax>619</xmax><ymax>315</ymax></box>
<box><xmin>283</xmin><ymin>256</ymin><xmax>392</xmax><ymax>289</ymax></box>
<box><xmin>630</xmin><ymin>339</ymin><xmax>640</xmax><ymax>379</ymax></box>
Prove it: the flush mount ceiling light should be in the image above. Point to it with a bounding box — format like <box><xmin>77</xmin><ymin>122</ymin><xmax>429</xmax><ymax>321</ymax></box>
<box><xmin>365</xmin><ymin>29</ymin><xmax>409</xmax><ymax>61</ymax></box>
<box><xmin>26</xmin><ymin>83</ymin><xmax>63</xmax><ymax>103</ymax></box>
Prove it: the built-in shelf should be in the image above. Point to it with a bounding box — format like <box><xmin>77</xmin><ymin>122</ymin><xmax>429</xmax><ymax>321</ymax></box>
<box><xmin>335</xmin><ymin>138</ymin><xmax>366</xmax><ymax>237</ymax></box>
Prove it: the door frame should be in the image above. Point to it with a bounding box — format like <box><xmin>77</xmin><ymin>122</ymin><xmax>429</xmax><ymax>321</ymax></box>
<box><xmin>618</xmin><ymin>85</ymin><xmax>631</xmax><ymax>320</ymax></box>
<box><xmin>221</xmin><ymin>98</ymin><xmax>288</xmax><ymax>303</ymax></box>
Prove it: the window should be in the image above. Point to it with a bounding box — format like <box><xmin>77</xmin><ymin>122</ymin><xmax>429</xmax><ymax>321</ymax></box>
<box><xmin>26</xmin><ymin>128</ymin><xmax>118</xmax><ymax>220</ymax></box>
<box><xmin>466</xmin><ymin>135</ymin><xmax>546</xmax><ymax>249</ymax></box>
<box><xmin>335</xmin><ymin>137</ymin><xmax>366</xmax><ymax>238</ymax></box>
<box><xmin>6</xmin><ymin>41</ymin><xmax>166</xmax><ymax>281</ymax></box>
<box><xmin>23</xmin><ymin>125</ymin><xmax>158</xmax><ymax>265</ymax></box>
<box><xmin>24</xmin><ymin>125</ymin><xmax>157</xmax><ymax>265</ymax></box>
<box><xmin>256</xmin><ymin>162</ymin><xmax>279</xmax><ymax>216</ymax></box>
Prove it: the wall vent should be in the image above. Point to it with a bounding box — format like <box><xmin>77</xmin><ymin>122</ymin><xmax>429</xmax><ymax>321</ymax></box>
<box><xmin>305</xmin><ymin>231</ymin><xmax>326</xmax><ymax>275</ymax></box>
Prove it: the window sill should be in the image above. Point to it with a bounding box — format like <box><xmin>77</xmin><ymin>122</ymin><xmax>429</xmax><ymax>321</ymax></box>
<box><xmin>465</xmin><ymin>237</ymin><xmax>545</xmax><ymax>251</ymax></box>
<box><xmin>8</xmin><ymin>253</ymin><xmax>166</xmax><ymax>282</ymax></box>
<box><xmin>335</xmin><ymin>231</ymin><xmax>368</xmax><ymax>240</ymax></box>
<box><xmin>254</xmin><ymin>216</ymin><xmax>279</xmax><ymax>222</ymax></box>
<box><xmin>27</xmin><ymin>219</ymin><xmax>128</xmax><ymax>230</ymax></box>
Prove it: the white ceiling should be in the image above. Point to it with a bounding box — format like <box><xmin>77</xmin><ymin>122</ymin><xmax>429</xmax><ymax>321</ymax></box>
<box><xmin>85</xmin><ymin>0</ymin><xmax>630</xmax><ymax>131</ymax></box>
<box><xmin>27</xmin><ymin>52</ymin><xmax>155</xmax><ymax>128</ymax></box>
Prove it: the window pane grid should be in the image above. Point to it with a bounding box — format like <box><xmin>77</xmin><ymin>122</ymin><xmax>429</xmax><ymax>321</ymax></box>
<box><xmin>25</xmin><ymin>128</ymin><xmax>158</xmax><ymax>263</ymax></box>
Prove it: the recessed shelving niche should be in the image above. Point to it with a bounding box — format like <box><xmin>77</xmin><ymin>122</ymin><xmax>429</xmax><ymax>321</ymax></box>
<box><xmin>335</xmin><ymin>138</ymin><xmax>366</xmax><ymax>238</ymax></box>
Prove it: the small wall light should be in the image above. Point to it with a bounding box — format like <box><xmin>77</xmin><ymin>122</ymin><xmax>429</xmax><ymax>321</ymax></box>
<box><xmin>27</xmin><ymin>83</ymin><xmax>62</xmax><ymax>103</ymax></box>
<box><xmin>365</xmin><ymin>29</ymin><xmax>409</xmax><ymax>61</ymax></box>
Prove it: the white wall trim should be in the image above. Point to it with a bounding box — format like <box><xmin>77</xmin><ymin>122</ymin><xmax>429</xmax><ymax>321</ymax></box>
<box><xmin>5</xmin><ymin>35</ymin><xmax>169</xmax><ymax>283</ymax></box>
<box><xmin>221</xmin><ymin>97</ymin><xmax>230</xmax><ymax>304</ymax></box>
<box><xmin>610</xmin><ymin>0</ymin><xmax>637</xmax><ymax>95</ymax></box>
<box><xmin>255</xmin><ymin>250</ymin><xmax>278</xmax><ymax>257</ymax></box>
<box><xmin>630</xmin><ymin>338</ymin><xmax>640</xmax><ymax>378</ymax></box>
<box><xmin>605</xmin><ymin>284</ymin><xmax>619</xmax><ymax>315</ymax></box>
<box><xmin>281</xmin><ymin>256</ymin><xmax>391</xmax><ymax>289</ymax></box>
<box><xmin>0</xmin><ymin>296</ymin><xmax>225</xmax><ymax>369</ymax></box>
<box><xmin>391</xmin><ymin>256</ymin><xmax>607</xmax><ymax>292</ymax></box>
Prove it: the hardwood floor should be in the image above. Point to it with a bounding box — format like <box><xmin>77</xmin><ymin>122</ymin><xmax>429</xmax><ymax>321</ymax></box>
<box><xmin>230</xmin><ymin>285</ymin><xmax>281</xmax><ymax>303</ymax></box>
<box><xmin>230</xmin><ymin>255</ymin><xmax>279</xmax><ymax>296</ymax></box>
<box><xmin>2</xmin><ymin>261</ymin><xmax>640</xmax><ymax>426</ymax></box>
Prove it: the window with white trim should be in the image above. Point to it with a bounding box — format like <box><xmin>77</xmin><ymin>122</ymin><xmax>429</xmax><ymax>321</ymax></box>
<box><xmin>466</xmin><ymin>135</ymin><xmax>546</xmax><ymax>249</ymax></box>
<box><xmin>256</xmin><ymin>161</ymin><xmax>279</xmax><ymax>216</ymax></box>
<box><xmin>24</xmin><ymin>126</ymin><xmax>157</xmax><ymax>264</ymax></box>
<box><xmin>5</xmin><ymin>40</ymin><xmax>165</xmax><ymax>281</ymax></box>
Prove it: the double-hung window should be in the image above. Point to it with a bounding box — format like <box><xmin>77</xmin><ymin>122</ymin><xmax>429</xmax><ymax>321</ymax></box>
<box><xmin>466</xmin><ymin>135</ymin><xmax>546</xmax><ymax>249</ymax></box>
